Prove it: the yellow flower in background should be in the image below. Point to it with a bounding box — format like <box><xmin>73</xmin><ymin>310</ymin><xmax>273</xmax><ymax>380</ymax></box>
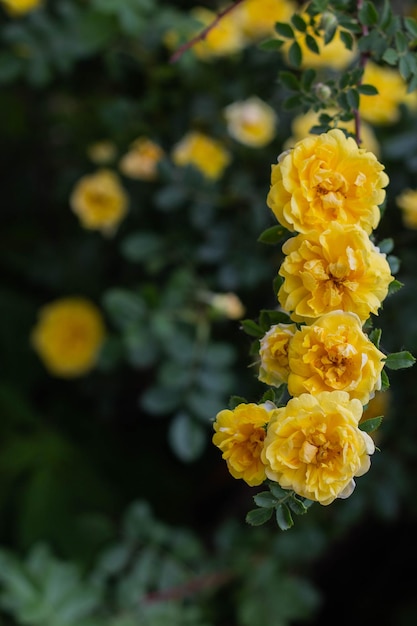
<box><xmin>224</xmin><ymin>96</ymin><xmax>278</xmax><ymax>147</ymax></box>
<box><xmin>286</xmin><ymin>109</ymin><xmax>380</xmax><ymax>156</ymax></box>
<box><xmin>237</xmin><ymin>0</ymin><xmax>296</xmax><ymax>41</ymax></box>
<box><xmin>258</xmin><ymin>323</ymin><xmax>298</xmax><ymax>386</ymax></box>
<box><xmin>191</xmin><ymin>6</ymin><xmax>245</xmax><ymax>59</ymax></box>
<box><xmin>87</xmin><ymin>141</ymin><xmax>117</xmax><ymax>165</ymax></box>
<box><xmin>396</xmin><ymin>188</ymin><xmax>417</xmax><ymax>229</ymax></box>
<box><xmin>119</xmin><ymin>137</ymin><xmax>165</xmax><ymax>181</ymax></box>
<box><xmin>172</xmin><ymin>131</ymin><xmax>231</xmax><ymax>180</ymax></box>
<box><xmin>1</xmin><ymin>0</ymin><xmax>41</xmax><ymax>15</ymax></box>
<box><xmin>210</xmin><ymin>292</ymin><xmax>245</xmax><ymax>320</ymax></box>
<box><xmin>278</xmin><ymin>222</ymin><xmax>393</xmax><ymax>323</ymax></box>
<box><xmin>262</xmin><ymin>391</ymin><xmax>375</xmax><ymax>505</ymax></box>
<box><xmin>287</xmin><ymin>311</ymin><xmax>385</xmax><ymax>405</ymax></box>
<box><xmin>213</xmin><ymin>403</ymin><xmax>272</xmax><ymax>486</ymax></box>
<box><xmin>360</xmin><ymin>62</ymin><xmax>417</xmax><ymax>125</ymax></box>
<box><xmin>31</xmin><ymin>298</ymin><xmax>106</xmax><ymax>378</ymax></box>
<box><xmin>284</xmin><ymin>14</ymin><xmax>356</xmax><ymax>70</ymax></box>
<box><xmin>267</xmin><ymin>128</ymin><xmax>388</xmax><ymax>235</ymax></box>
<box><xmin>70</xmin><ymin>169</ymin><xmax>128</xmax><ymax>235</ymax></box>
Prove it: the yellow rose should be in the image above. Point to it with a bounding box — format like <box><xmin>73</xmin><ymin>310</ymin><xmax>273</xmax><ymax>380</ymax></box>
<box><xmin>31</xmin><ymin>298</ymin><xmax>106</xmax><ymax>378</ymax></box>
<box><xmin>287</xmin><ymin>311</ymin><xmax>385</xmax><ymax>404</ymax></box>
<box><xmin>172</xmin><ymin>131</ymin><xmax>231</xmax><ymax>180</ymax></box>
<box><xmin>87</xmin><ymin>141</ymin><xmax>117</xmax><ymax>165</ymax></box>
<box><xmin>258</xmin><ymin>323</ymin><xmax>298</xmax><ymax>386</ymax></box>
<box><xmin>1</xmin><ymin>0</ymin><xmax>41</xmax><ymax>15</ymax></box>
<box><xmin>278</xmin><ymin>222</ymin><xmax>393</xmax><ymax>323</ymax></box>
<box><xmin>70</xmin><ymin>169</ymin><xmax>129</xmax><ymax>235</ymax></box>
<box><xmin>284</xmin><ymin>13</ymin><xmax>356</xmax><ymax>70</ymax></box>
<box><xmin>237</xmin><ymin>0</ymin><xmax>296</xmax><ymax>41</ymax></box>
<box><xmin>286</xmin><ymin>109</ymin><xmax>380</xmax><ymax>156</ymax></box>
<box><xmin>262</xmin><ymin>391</ymin><xmax>375</xmax><ymax>505</ymax></box>
<box><xmin>210</xmin><ymin>292</ymin><xmax>245</xmax><ymax>320</ymax></box>
<box><xmin>119</xmin><ymin>137</ymin><xmax>165</xmax><ymax>181</ymax></box>
<box><xmin>396</xmin><ymin>188</ymin><xmax>417</xmax><ymax>229</ymax></box>
<box><xmin>224</xmin><ymin>96</ymin><xmax>278</xmax><ymax>147</ymax></box>
<box><xmin>360</xmin><ymin>62</ymin><xmax>416</xmax><ymax>125</ymax></box>
<box><xmin>191</xmin><ymin>7</ymin><xmax>245</xmax><ymax>59</ymax></box>
<box><xmin>267</xmin><ymin>128</ymin><xmax>388</xmax><ymax>234</ymax></box>
<box><xmin>212</xmin><ymin>403</ymin><xmax>272</xmax><ymax>486</ymax></box>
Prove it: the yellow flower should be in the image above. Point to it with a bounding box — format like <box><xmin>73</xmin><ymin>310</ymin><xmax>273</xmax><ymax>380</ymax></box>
<box><xmin>284</xmin><ymin>13</ymin><xmax>356</xmax><ymax>70</ymax></box>
<box><xmin>172</xmin><ymin>131</ymin><xmax>231</xmax><ymax>180</ymax></box>
<box><xmin>287</xmin><ymin>311</ymin><xmax>385</xmax><ymax>404</ymax></box>
<box><xmin>210</xmin><ymin>292</ymin><xmax>245</xmax><ymax>320</ymax></box>
<box><xmin>360</xmin><ymin>62</ymin><xmax>417</xmax><ymax>125</ymax></box>
<box><xmin>396</xmin><ymin>188</ymin><xmax>417</xmax><ymax>229</ymax></box>
<box><xmin>1</xmin><ymin>0</ymin><xmax>41</xmax><ymax>15</ymax></box>
<box><xmin>258</xmin><ymin>323</ymin><xmax>298</xmax><ymax>386</ymax></box>
<box><xmin>87</xmin><ymin>141</ymin><xmax>117</xmax><ymax>165</ymax></box>
<box><xmin>262</xmin><ymin>391</ymin><xmax>375</xmax><ymax>505</ymax></box>
<box><xmin>31</xmin><ymin>298</ymin><xmax>106</xmax><ymax>378</ymax></box>
<box><xmin>191</xmin><ymin>7</ymin><xmax>245</xmax><ymax>60</ymax></box>
<box><xmin>119</xmin><ymin>137</ymin><xmax>165</xmax><ymax>181</ymax></box>
<box><xmin>267</xmin><ymin>128</ymin><xmax>388</xmax><ymax>235</ymax></box>
<box><xmin>70</xmin><ymin>169</ymin><xmax>128</xmax><ymax>235</ymax></box>
<box><xmin>237</xmin><ymin>0</ymin><xmax>296</xmax><ymax>41</ymax></box>
<box><xmin>213</xmin><ymin>403</ymin><xmax>272</xmax><ymax>486</ymax></box>
<box><xmin>278</xmin><ymin>222</ymin><xmax>393</xmax><ymax>323</ymax></box>
<box><xmin>286</xmin><ymin>109</ymin><xmax>380</xmax><ymax>156</ymax></box>
<box><xmin>224</xmin><ymin>96</ymin><xmax>278</xmax><ymax>147</ymax></box>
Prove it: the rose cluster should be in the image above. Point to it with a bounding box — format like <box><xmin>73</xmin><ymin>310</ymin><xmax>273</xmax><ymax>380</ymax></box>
<box><xmin>213</xmin><ymin>128</ymin><xmax>394</xmax><ymax>507</ymax></box>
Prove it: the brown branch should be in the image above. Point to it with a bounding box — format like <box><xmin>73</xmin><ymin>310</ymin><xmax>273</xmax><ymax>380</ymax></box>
<box><xmin>169</xmin><ymin>0</ymin><xmax>246</xmax><ymax>64</ymax></box>
<box><xmin>142</xmin><ymin>569</ymin><xmax>234</xmax><ymax>604</ymax></box>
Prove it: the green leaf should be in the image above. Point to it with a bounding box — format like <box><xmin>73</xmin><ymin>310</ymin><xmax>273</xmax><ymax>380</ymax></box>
<box><xmin>253</xmin><ymin>492</ymin><xmax>277</xmax><ymax>508</ymax></box>
<box><xmin>103</xmin><ymin>289</ymin><xmax>146</xmax><ymax>330</ymax></box>
<box><xmin>269</xmin><ymin>483</ymin><xmax>288</xmax><ymax>499</ymax></box>
<box><xmin>359</xmin><ymin>416</ymin><xmax>383</xmax><ymax>433</ymax></box>
<box><xmin>382</xmin><ymin>47</ymin><xmax>399</xmax><ymax>65</ymax></box>
<box><xmin>273</xmin><ymin>274</ymin><xmax>284</xmax><ymax>295</ymax></box>
<box><xmin>346</xmin><ymin>88</ymin><xmax>360</xmax><ymax>109</ymax></box>
<box><xmin>358</xmin><ymin>1</ymin><xmax>378</xmax><ymax>26</ymax></box>
<box><xmin>275</xmin><ymin>22</ymin><xmax>295</xmax><ymax>39</ymax></box>
<box><xmin>381</xmin><ymin>368</ymin><xmax>390</xmax><ymax>391</ymax></box>
<box><xmin>258</xmin><ymin>224</ymin><xmax>289</xmax><ymax>244</ymax></box>
<box><xmin>279</xmin><ymin>70</ymin><xmax>300</xmax><ymax>91</ymax></box>
<box><xmin>368</xmin><ymin>328</ymin><xmax>382</xmax><ymax>349</ymax></box>
<box><xmin>384</xmin><ymin>351</ymin><xmax>416</xmax><ymax>370</ymax></box>
<box><xmin>288</xmin><ymin>496</ymin><xmax>308</xmax><ymax>515</ymax></box>
<box><xmin>340</xmin><ymin>29</ymin><xmax>354</xmax><ymax>50</ymax></box>
<box><xmin>291</xmin><ymin>13</ymin><xmax>307</xmax><ymax>32</ymax></box>
<box><xmin>259</xmin><ymin>309</ymin><xmax>291</xmax><ymax>328</ymax></box>
<box><xmin>388</xmin><ymin>279</ymin><xmax>403</xmax><ymax>296</ymax></box>
<box><xmin>404</xmin><ymin>17</ymin><xmax>417</xmax><ymax>39</ymax></box>
<box><xmin>141</xmin><ymin>385</ymin><xmax>181</xmax><ymax>415</ymax></box>
<box><xmin>378</xmin><ymin>238</ymin><xmax>394</xmax><ymax>254</ymax></box>
<box><xmin>121</xmin><ymin>232</ymin><xmax>163</xmax><ymax>263</ymax></box>
<box><xmin>283</xmin><ymin>93</ymin><xmax>303</xmax><ymax>110</ymax></box>
<box><xmin>288</xmin><ymin>41</ymin><xmax>302</xmax><ymax>67</ymax></box>
<box><xmin>259</xmin><ymin>38</ymin><xmax>284</xmax><ymax>51</ymax></box>
<box><xmin>168</xmin><ymin>413</ymin><xmax>206</xmax><ymax>463</ymax></box>
<box><xmin>358</xmin><ymin>83</ymin><xmax>378</xmax><ymax>95</ymax></box>
<box><xmin>276</xmin><ymin>503</ymin><xmax>294</xmax><ymax>530</ymax></box>
<box><xmin>246</xmin><ymin>507</ymin><xmax>273</xmax><ymax>526</ymax></box>
<box><xmin>241</xmin><ymin>319</ymin><xmax>264</xmax><ymax>338</ymax></box>
<box><xmin>399</xmin><ymin>55</ymin><xmax>412</xmax><ymax>81</ymax></box>
<box><xmin>260</xmin><ymin>388</ymin><xmax>277</xmax><ymax>404</ymax></box>
<box><xmin>300</xmin><ymin>67</ymin><xmax>316</xmax><ymax>90</ymax></box>
<box><xmin>229</xmin><ymin>395</ymin><xmax>248</xmax><ymax>409</ymax></box>
<box><xmin>395</xmin><ymin>30</ymin><xmax>409</xmax><ymax>54</ymax></box>
<box><xmin>304</xmin><ymin>34</ymin><xmax>320</xmax><ymax>55</ymax></box>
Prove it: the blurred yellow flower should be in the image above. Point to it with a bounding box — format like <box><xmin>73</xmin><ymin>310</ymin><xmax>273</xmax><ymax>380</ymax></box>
<box><xmin>210</xmin><ymin>292</ymin><xmax>245</xmax><ymax>320</ymax></box>
<box><xmin>191</xmin><ymin>6</ymin><xmax>245</xmax><ymax>59</ymax></box>
<box><xmin>284</xmin><ymin>13</ymin><xmax>356</xmax><ymax>70</ymax></box>
<box><xmin>119</xmin><ymin>137</ymin><xmax>165</xmax><ymax>181</ymax></box>
<box><xmin>237</xmin><ymin>0</ymin><xmax>296</xmax><ymax>41</ymax></box>
<box><xmin>267</xmin><ymin>128</ymin><xmax>388</xmax><ymax>235</ymax></box>
<box><xmin>1</xmin><ymin>0</ymin><xmax>41</xmax><ymax>15</ymax></box>
<box><xmin>172</xmin><ymin>131</ymin><xmax>231</xmax><ymax>180</ymax></box>
<box><xmin>262</xmin><ymin>391</ymin><xmax>375</xmax><ymax>505</ymax></box>
<box><xmin>286</xmin><ymin>109</ymin><xmax>380</xmax><ymax>156</ymax></box>
<box><xmin>258</xmin><ymin>323</ymin><xmax>297</xmax><ymax>386</ymax></box>
<box><xmin>87</xmin><ymin>141</ymin><xmax>117</xmax><ymax>165</ymax></box>
<box><xmin>396</xmin><ymin>188</ymin><xmax>417</xmax><ymax>229</ymax></box>
<box><xmin>31</xmin><ymin>298</ymin><xmax>106</xmax><ymax>378</ymax></box>
<box><xmin>360</xmin><ymin>62</ymin><xmax>417</xmax><ymax>125</ymax></box>
<box><xmin>70</xmin><ymin>169</ymin><xmax>128</xmax><ymax>235</ymax></box>
<box><xmin>224</xmin><ymin>96</ymin><xmax>278</xmax><ymax>147</ymax></box>
<box><xmin>287</xmin><ymin>311</ymin><xmax>385</xmax><ymax>404</ymax></box>
<box><xmin>278</xmin><ymin>222</ymin><xmax>393</xmax><ymax>323</ymax></box>
<box><xmin>213</xmin><ymin>403</ymin><xmax>272</xmax><ymax>486</ymax></box>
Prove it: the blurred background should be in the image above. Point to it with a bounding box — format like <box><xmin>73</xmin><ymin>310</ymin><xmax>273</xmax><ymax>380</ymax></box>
<box><xmin>2</xmin><ymin>0</ymin><xmax>417</xmax><ymax>624</ymax></box>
